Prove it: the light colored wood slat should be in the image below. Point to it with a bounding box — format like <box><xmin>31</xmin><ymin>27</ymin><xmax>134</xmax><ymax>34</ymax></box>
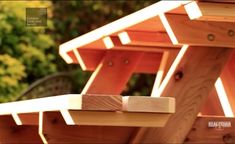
<box><xmin>81</xmin><ymin>51</ymin><xmax>143</xmax><ymax>94</ymax></box>
<box><xmin>161</xmin><ymin>13</ymin><xmax>235</xmax><ymax>48</ymax></box>
<box><xmin>122</xmin><ymin>96</ymin><xmax>175</xmax><ymax>113</ymax></box>
<box><xmin>185</xmin><ymin>1</ymin><xmax>235</xmax><ymax>22</ymax></box>
<box><xmin>185</xmin><ymin>116</ymin><xmax>235</xmax><ymax>143</ymax></box>
<box><xmin>151</xmin><ymin>51</ymin><xmax>170</xmax><ymax>95</ymax></box>
<box><xmin>59</xmin><ymin>1</ymin><xmax>190</xmax><ymax>63</ymax></box>
<box><xmin>103</xmin><ymin>36</ymin><xmax>180</xmax><ymax>51</ymax></box>
<box><xmin>0</xmin><ymin>94</ymin><xmax>122</xmax><ymax>115</ymax></box>
<box><xmin>139</xmin><ymin>46</ymin><xmax>233</xmax><ymax>143</ymax></box>
<box><xmin>66</xmin><ymin>110</ymin><xmax>171</xmax><ymax>127</ymax></box>
<box><xmin>0</xmin><ymin>115</ymin><xmax>42</xmax><ymax>143</ymax></box>
<box><xmin>40</xmin><ymin>112</ymin><xmax>135</xmax><ymax>144</ymax></box>
<box><xmin>118</xmin><ymin>31</ymin><xmax>174</xmax><ymax>47</ymax></box>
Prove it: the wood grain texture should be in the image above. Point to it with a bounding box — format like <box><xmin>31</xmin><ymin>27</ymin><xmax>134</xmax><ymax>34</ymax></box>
<box><xmin>82</xmin><ymin>94</ymin><xmax>122</xmax><ymax>111</ymax></box>
<box><xmin>185</xmin><ymin>1</ymin><xmax>235</xmax><ymax>22</ymax></box>
<box><xmin>82</xmin><ymin>51</ymin><xmax>143</xmax><ymax>94</ymax></box>
<box><xmin>140</xmin><ymin>46</ymin><xmax>233</xmax><ymax>143</ymax></box>
<box><xmin>0</xmin><ymin>115</ymin><xmax>42</xmax><ymax>143</ymax></box>
<box><xmin>122</xmin><ymin>96</ymin><xmax>175</xmax><ymax>113</ymax></box>
<box><xmin>68</xmin><ymin>110</ymin><xmax>171</xmax><ymax>127</ymax></box>
<box><xmin>40</xmin><ymin>112</ymin><xmax>135</xmax><ymax>144</ymax></box>
<box><xmin>200</xmin><ymin>88</ymin><xmax>224</xmax><ymax>116</ymax></box>
<box><xmin>185</xmin><ymin>116</ymin><xmax>235</xmax><ymax>143</ymax></box>
<box><xmin>163</xmin><ymin>14</ymin><xmax>235</xmax><ymax>48</ymax></box>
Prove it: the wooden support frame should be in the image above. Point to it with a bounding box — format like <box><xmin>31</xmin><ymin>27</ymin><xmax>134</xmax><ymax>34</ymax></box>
<box><xmin>130</xmin><ymin>46</ymin><xmax>233</xmax><ymax>143</ymax></box>
<box><xmin>74</xmin><ymin>49</ymin><xmax>163</xmax><ymax>74</ymax></box>
<box><xmin>160</xmin><ymin>13</ymin><xmax>235</xmax><ymax>48</ymax></box>
<box><xmin>185</xmin><ymin>1</ymin><xmax>235</xmax><ymax>22</ymax></box>
<box><xmin>81</xmin><ymin>51</ymin><xmax>143</xmax><ymax>94</ymax></box>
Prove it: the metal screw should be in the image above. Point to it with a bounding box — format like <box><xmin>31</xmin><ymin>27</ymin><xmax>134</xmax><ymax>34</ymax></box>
<box><xmin>174</xmin><ymin>71</ymin><xmax>184</xmax><ymax>81</ymax></box>
<box><xmin>124</xmin><ymin>59</ymin><xmax>129</xmax><ymax>65</ymax></box>
<box><xmin>207</xmin><ymin>34</ymin><xmax>215</xmax><ymax>41</ymax></box>
<box><xmin>107</xmin><ymin>61</ymin><xmax>113</xmax><ymax>67</ymax></box>
<box><xmin>228</xmin><ymin>29</ymin><xmax>235</xmax><ymax>37</ymax></box>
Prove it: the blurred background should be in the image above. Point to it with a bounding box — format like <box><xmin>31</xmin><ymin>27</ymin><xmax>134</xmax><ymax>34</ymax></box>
<box><xmin>0</xmin><ymin>0</ymin><xmax>158</xmax><ymax>102</ymax></box>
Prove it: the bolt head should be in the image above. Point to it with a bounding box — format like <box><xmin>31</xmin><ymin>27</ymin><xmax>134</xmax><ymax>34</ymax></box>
<box><xmin>228</xmin><ymin>29</ymin><xmax>235</xmax><ymax>37</ymax></box>
<box><xmin>207</xmin><ymin>34</ymin><xmax>215</xmax><ymax>41</ymax></box>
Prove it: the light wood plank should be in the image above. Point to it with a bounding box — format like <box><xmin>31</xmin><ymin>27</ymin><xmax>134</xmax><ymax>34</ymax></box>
<box><xmin>68</xmin><ymin>110</ymin><xmax>171</xmax><ymax>127</ymax></box>
<box><xmin>185</xmin><ymin>1</ymin><xmax>235</xmax><ymax>22</ymax></box>
<box><xmin>161</xmin><ymin>13</ymin><xmax>235</xmax><ymax>48</ymax></box>
<box><xmin>185</xmin><ymin>116</ymin><xmax>235</xmax><ymax>143</ymax></box>
<box><xmin>139</xmin><ymin>46</ymin><xmax>233</xmax><ymax>143</ymax></box>
<box><xmin>0</xmin><ymin>115</ymin><xmax>42</xmax><ymax>143</ymax></box>
<box><xmin>0</xmin><ymin>94</ymin><xmax>122</xmax><ymax>115</ymax></box>
<box><xmin>122</xmin><ymin>96</ymin><xmax>175</xmax><ymax>113</ymax></box>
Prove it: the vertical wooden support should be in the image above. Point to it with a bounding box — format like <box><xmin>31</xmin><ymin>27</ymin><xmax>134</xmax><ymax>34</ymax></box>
<box><xmin>0</xmin><ymin>115</ymin><xmax>42</xmax><ymax>143</ymax></box>
<box><xmin>82</xmin><ymin>51</ymin><xmax>143</xmax><ymax>94</ymax></box>
<box><xmin>135</xmin><ymin>46</ymin><xmax>232</xmax><ymax>143</ymax></box>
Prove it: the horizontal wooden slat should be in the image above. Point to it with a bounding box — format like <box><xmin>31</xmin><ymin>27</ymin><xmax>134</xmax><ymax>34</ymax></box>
<box><xmin>161</xmin><ymin>13</ymin><xmax>235</xmax><ymax>48</ymax></box>
<box><xmin>185</xmin><ymin>116</ymin><xmax>235</xmax><ymax>143</ymax></box>
<box><xmin>118</xmin><ymin>31</ymin><xmax>174</xmax><ymax>47</ymax></box>
<box><xmin>66</xmin><ymin>110</ymin><xmax>171</xmax><ymax>127</ymax></box>
<box><xmin>59</xmin><ymin>1</ymin><xmax>189</xmax><ymax>62</ymax></box>
<box><xmin>0</xmin><ymin>94</ymin><xmax>122</xmax><ymax>114</ymax></box>
<box><xmin>75</xmin><ymin>49</ymin><xmax>162</xmax><ymax>74</ymax></box>
<box><xmin>185</xmin><ymin>1</ymin><xmax>235</xmax><ymax>22</ymax></box>
<box><xmin>122</xmin><ymin>96</ymin><xmax>175</xmax><ymax>113</ymax></box>
<box><xmin>40</xmin><ymin>112</ymin><xmax>135</xmax><ymax>144</ymax></box>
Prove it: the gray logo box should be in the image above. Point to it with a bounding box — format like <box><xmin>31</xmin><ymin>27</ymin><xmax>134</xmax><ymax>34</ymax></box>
<box><xmin>26</xmin><ymin>8</ymin><xmax>47</xmax><ymax>27</ymax></box>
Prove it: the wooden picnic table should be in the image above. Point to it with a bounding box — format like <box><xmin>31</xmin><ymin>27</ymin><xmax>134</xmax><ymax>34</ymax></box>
<box><xmin>0</xmin><ymin>0</ymin><xmax>235</xmax><ymax>143</ymax></box>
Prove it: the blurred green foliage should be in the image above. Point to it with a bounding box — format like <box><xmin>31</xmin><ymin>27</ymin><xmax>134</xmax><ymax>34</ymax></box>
<box><xmin>0</xmin><ymin>0</ymin><xmax>157</xmax><ymax>102</ymax></box>
<box><xmin>0</xmin><ymin>1</ymin><xmax>56</xmax><ymax>102</ymax></box>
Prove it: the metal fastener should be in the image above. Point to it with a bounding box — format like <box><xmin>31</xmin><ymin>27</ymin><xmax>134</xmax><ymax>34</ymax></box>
<box><xmin>228</xmin><ymin>29</ymin><xmax>235</xmax><ymax>37</ymax></box>
<box><xmin>124</xmin><ymin>59</ymin><xmax>129</xmax><ymax>65</ymax></box>
<box><xmin>107</xmin><ymin>61</ymin><xmax>113</xmax><ymax>67</ymax></box>
<box><xmin>207</xmin><ymin>34</ymin><xmax>215</xmax><ymax>41</ymax></box>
